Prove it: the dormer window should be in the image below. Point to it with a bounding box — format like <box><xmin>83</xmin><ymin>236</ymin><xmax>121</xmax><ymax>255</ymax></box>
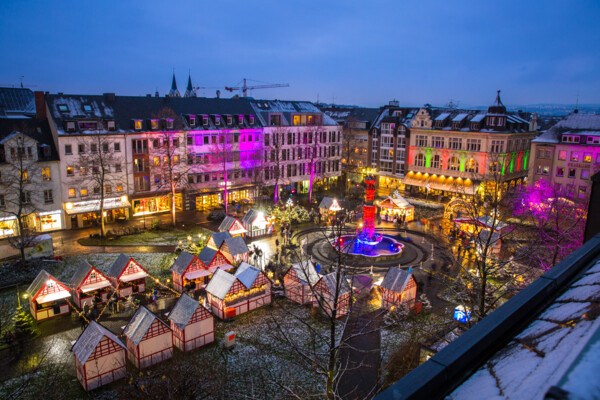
<box><xmin>79</xmin><ymin>121</ymin><xmax>98</xmax><ymax>131</ymax></box>
<box><xmin>249</xmin><ymin>115</ymin><xmax>255</xmax><ymax>124</ymax></box>
<box><xmin>107</xmin><ymin>120</ymin><xmax>116</xmax><ymax>131</ymax></box>
<box><xmin>134</xmin><ymin>120</ymin><xmax>143</xmax><ymax>130</ymax></box>
<box><xmin>66</xmin><ymin>121</ymin><xmax>76</xmax><ymax>132</ymax></box>
<box><xmin>189</xmin><ymin>115</ymin><xmax>196</xmax><ymax>126</ymax></box>
<box><xmin>238</xmin><ymin>115</ymin><xmax>244</xmax><ymax>124</ymax></box>
<box><xmin>562</xmin><ymin>135</ymin><xmax>580</xmax><ymax>143</ymax></box>
<box><xmin>83</xmin><ymin>105</ymin><xmax>92</xmax><ymax>112</ymax></box>
<box><xmin>202</xmin><ymin>115</ymin><xmax>209</xmax><ymax>125</ymax></box>
<box><xmin>227</xmin><ymin>115</ymin><xmax>233</xmax><ymax>125</ymax></box>
<box><xmin>58</xmin><ymin>104</ymin><xmax>69</xmax><ymax>112</ymax></box>
<box><xmin>151</xmin><ymin>119</ymin><xmax>159</xmax><ymax>130</ymax></box>
<box><xmin>166</xmin><ymin>119</ymin><xmax>174</xmax><ymax>129</ymax></box>
<box><xmin>215</xmin><ymin>115</ymin><xmax>221</xmax><ymax>125</ymax></box>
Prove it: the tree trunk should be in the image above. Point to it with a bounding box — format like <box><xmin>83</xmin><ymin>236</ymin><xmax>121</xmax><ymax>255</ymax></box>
<box><xmin>171</xmin><ymin>183</ymin><xmax>177</xmax><ymax>227</ymax></box>
<box><xmin>18</xmin><ymin>217</ymin><xmax>26</xmax><ymax>263</ymax></box>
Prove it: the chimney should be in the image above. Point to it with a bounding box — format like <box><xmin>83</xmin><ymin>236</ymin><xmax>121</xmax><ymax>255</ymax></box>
<box><xmin>146</xmin><ymin>94</ymin><xmax>151</xmax><ymax>98</ymax></box>
<box><xmin>103</xmin><ymin>93</ymin><xmax>116</xmax><ymax>102</ymax></box>
<box><xmin>216</xmin><ymin>90</ymin><xmax>221</xmax><ymax>99</ymax></box>
<box><xmin>34</xmin><ymin>91</ymin><xmax>47</xmax><ymax>119</ymax></box>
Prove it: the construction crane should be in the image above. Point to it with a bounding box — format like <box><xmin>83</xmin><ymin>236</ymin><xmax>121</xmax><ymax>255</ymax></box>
<box><xmin>225</xmin><ymin>78</ymin><xmax>289</xmax><ymax>97</ymax></box>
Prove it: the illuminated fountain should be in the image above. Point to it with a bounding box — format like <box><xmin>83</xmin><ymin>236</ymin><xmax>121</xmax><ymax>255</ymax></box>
<box><xmin>336</xmin><ymin>175</ymin><xmax>404</xmax><ymax>257</ymax></box>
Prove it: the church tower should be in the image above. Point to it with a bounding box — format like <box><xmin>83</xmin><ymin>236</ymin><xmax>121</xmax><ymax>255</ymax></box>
<box><xmin>168</xmin><ymin>73</ymin><xmax>181</xmax><ymax>97</ymax></box>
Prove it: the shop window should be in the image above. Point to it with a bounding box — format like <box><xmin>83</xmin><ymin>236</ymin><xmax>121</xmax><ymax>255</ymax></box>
<box><xmin>448</xmin><ymin>157</ymin><xmax>460</xmax><ymax>171</ymax></box>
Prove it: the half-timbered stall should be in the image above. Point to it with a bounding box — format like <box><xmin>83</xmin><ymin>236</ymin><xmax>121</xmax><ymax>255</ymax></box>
<box><xmin>318</xmin><ymin>197</ymin><xmax>343</xmax><ymax>219</ymax></box>
<box><xmin>379</xmin><ymin>267</ymin><xmax>417</xmax><ymax>311</ymax></box>
<box><xmin>72</xmin><ymin>321</ymin><xmax>127</xmax><ymax>391</ymax></box>
<box><xmin>313</xmin><ymin>271</ymin><xmax>351</xmax><ymax>318</ymax></box>
<box><xmin>108</xmin><ymin>254</ymin><xmax>148</xmax><ymax>298</ymax></box>
<box><xmin>378</xmin><ymin>195</ymin><xmax>415</xmax><ymax>222</ymax></box>
<box><xmin>124</xmin><ymin>306</ymin><xmax>173</xmax><ymax>369</ymax></box>
<box><xmin>218</xmin><ymin>235</ymin><xmax>250</xmax><ymax>264</ymax></box>
<box><xmin>170</xmin><ymin>251</ymin><xmax>210</xmax><ymax>293</ymax></box>
<box><xmin>284</xmin><ymin>260</ymin><xmax>321</xmax><ymax>305</ymax></box>
<box><xmin>218</xmin><ymin>216</ymin><xmax>248</xmax><ymax>237</ymax></box>
<box><xmin>241</xmin><ymin>209</ymin><xmax>271</xmax><ymax>238</ymax></box>
<box><xmin>197</xmin><ymin>247</ymin><xmax>233</xmax><ymax>274</ymax></box>
<box><xmin>205</xmin><ymin>262</ymin><xmax>271</xmax><ymax>319</ymax></box>
<box><xmin>167</xmin><ymin>294</ymin><xmax>215</xmax><ymax>352</ymax></box>
<box><xmin>70</xmin><ymin>261</ymin><xmax>113</xmax><ymax>308</ymax></box>
<box><xmin>26</xmin><ymin>270</ymin><xmax>71</xmax><ymax>321</ymax></box>
<box><xmin>206</xmin><ymin>231</ymin><xmax>232</xmax><ymax>251</ymax></box>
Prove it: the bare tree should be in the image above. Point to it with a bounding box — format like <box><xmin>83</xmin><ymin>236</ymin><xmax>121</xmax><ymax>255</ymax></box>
<box><xmin>268</xmin><ymin>126</ymin><xmax>286</xmax><ymax>204</ymax></box>
<box><xmin>0</xmin><ymin>133</ymin><xmax>42</xmax><ymax>262</ymax></box>
<box><xmin>305</xmin><ymin>123</ymin><xmax>323</xmax><ymax>204</ymax></box>
<box><xmin>149</xmin><ymin>108</ymin><xmax>187</xmax><ymax>227</ymax></box>
<box><xmin>75</xmin><ymin>133</ymin><xmax>120</xmax><ymax>238</ymax></box>
<box><xmin>209</xmin><ymin>129</ymin><xmax>234</xmax><ymax>214</ymax></box>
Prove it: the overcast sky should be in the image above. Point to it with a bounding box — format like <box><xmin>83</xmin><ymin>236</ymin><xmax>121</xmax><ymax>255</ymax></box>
<box><xmin>1</xmin><ymin>0</ymin><xmax>599</xmax><ymax>107</ymax></box>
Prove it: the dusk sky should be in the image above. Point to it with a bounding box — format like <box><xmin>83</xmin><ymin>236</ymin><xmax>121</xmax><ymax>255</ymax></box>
<box><xmin>1</xmin><ymin>0</ymin><xmax>599</xmax><ymax>107</ymax></box>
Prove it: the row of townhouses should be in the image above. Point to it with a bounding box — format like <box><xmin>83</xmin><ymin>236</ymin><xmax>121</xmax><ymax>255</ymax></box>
<box><xmin>0</xmin><ymin>82</ymin><xmax>342</xmax><ymax>237</ymax></box>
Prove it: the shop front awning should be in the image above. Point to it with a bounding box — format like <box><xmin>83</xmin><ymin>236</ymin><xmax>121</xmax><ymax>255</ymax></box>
<box><xmin>184</xmin><ymin>269</ymin><xmax>211</xmax><ymax>280</ymax></box>
<box><xmin>65</xmin><ymin>197</ymin><xmax>131</xmax><ymax>215</ymax></box>
<box><xmin>209</xmin><ymin>264</ymin><xmax>234</xmax><ymax>274</ymax></box>
<box><xmin>403</xmin><ymin>176</ymin><xmax>477</xmax><ymax>195</ymax></box>
<box><xmin>120</xmin><ymin>271</ymin><xmax>148</xmax><ymax>282</ymax></box>
<box><xmin>81</xmin><ymin>281</ymin><xmax>112</xmax><ymax>293</ymax></box>
<box><xmin>36</xmin><ymin>291</ymin><xmax>71</xmax><ymax>304</ymax></box>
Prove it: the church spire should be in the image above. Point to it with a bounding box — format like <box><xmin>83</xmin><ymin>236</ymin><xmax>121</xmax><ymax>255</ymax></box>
<box><xmin>168</xmin><ymin>71</ymin><xmax>181</xmax><ymax>97</ymax></box>
<box><xmin>184</xmin><ymin>72</ymin><xmax>196</xmax><ymax>98</ymax></box>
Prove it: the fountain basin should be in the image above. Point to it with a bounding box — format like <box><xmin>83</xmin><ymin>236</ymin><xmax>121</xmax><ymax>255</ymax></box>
<box><xmin>335</xmin><ymin>235</ymin><xmax>405</xmax><ymax>257</ymax></box>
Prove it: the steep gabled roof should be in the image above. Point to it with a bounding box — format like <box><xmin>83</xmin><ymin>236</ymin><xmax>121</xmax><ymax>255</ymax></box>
<box><xmin>242</xmin><ymin>209</ymin><xmax>265</xmax><ymax>226</ymax></box>
<box><xmin>289</xmin><ymin>260</ymin><xmax>321</xmax><ymax>285</ymax></box>
<box><xmin>205</xmin><ymin>268</ymin><xmax>237</xmax><ymax>300</ymax></box>
<box><xmin>171</xmin><ymin>252</ymin><xmax>196</xmax><ymax>275</ymax></box>
<box><xmin>72</xmin><ymin>321</ymin><xmax>125</xmax><ymax>364</ymax></box>
<box><xmin>108</xmin><ymin>254</ymin><xmax>131</xmax><ymax>277</ymax></box>
<box><xmin>320</xmin><ymin>271</ymin><xmax>351</xmax><ymax>296</ymax></box>
<box><xmin>234</xmin><ymin>262</ymin><xmax>261</xmax><ymax>289</ymax></box>
<box><xmin>168</xmin><ymin>293</ymin><xmax>202</xmax><ymax>329</ymax></box>
<box><xmin>210</xmin><ymin>231</ymin><xmax>232</xmax><ymax>249</ymax></box>
<box><xmin>26</xmin><ymin>269</ymin><xmax>52</xmax><ymax>297</ymax></box>
<box><xmin>219</xmin><ymin>215</ymin><xmax>237</xmax><ymax>231</ymax></box>
<box><xmin>70</xmin><ymin>260</ymin><xmax>96</xmax><ymax>289</ymax></box>
<box><xmin>381</xmin><ymin>267</ymin><xmax>413</xmax><ymax>293</ymax></box>
<box><xmin>0</xmin><ymin>87</ymin><xmax>36</xmax><ymax>117</ymax></box>
<box><xmin>124</xmin><ymin>306</ymin><xmax>167</xmax><ymax>345</ymax></box>
<box><xmin>224</xmin><ymin>236</ymin><xmax>249</xmax><ymax>256</ymax></box>
<box><xmin>197</xmin><ymin>247</ymin><xmax>218</xmax><ymax>266</ymax></box>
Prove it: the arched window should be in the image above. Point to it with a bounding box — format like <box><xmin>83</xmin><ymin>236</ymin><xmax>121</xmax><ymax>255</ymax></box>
<box><xmin>432</xmin><ymin>155</ymin><xmax>441</xmax><ymax>169</ymax></box>
<box><xmin>415</xmin><ymin>153</ymin><xmax>425</xmax><ymax>167</ymax></box>
<box><xmin>466</xmin><ymin>158</ymin><xmax>478</xmax><ymax>173</ymax></box>
<box><xmin>488</xmin><ymin>161</ymin><xmax>500</xmax><ymax>174</ymax></box>
<box><xmin>448</xmin><ymin>156</ymin><xmax>460</xmax><ymax>171</ymax></box>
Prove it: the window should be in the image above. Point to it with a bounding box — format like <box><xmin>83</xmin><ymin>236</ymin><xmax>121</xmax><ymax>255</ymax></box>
<box><xmin>466</xmin><ymin>158</ymin><xmax>478</xmax><ymax>173</ymax></box>
<box><xmin>78</xmin><ymin>144</ymin><xmax>85</xmax><ymax>154</ymax></box>
<box><xmin>80</xmin><ymin>188</ymin><xmax>88</xmax><ymax>197</ymax></box>
<box><xmin>107</xmin><ymin>120</ymin><xmax>116</xmax><ymax>131</ymax></box>
<box><xmin>416</xmin><ymin>135</ymin><xmax>428</xmax><ymax>147</ymax></box>
<box><xmin>42</xmin><ymin>189</ymin><xmax>53</xmax><ymax>204</ymax></box>
<box><xmin>134</xmin><ymin>120</ymin><xmax>143</xmax><ymax>130</ymax></box>
<box><xmin>568</xmin><ymin>168</ymin><xmax>577</xmax><ymax>178</ymax></box>
<box><xmin>66</xmin><ymin>121</ymin><xmax>76</xmax><ymax>132</ymax></box>
<box><xmin>203</xmin><ymin>115</ymin><xmax>209</xmax><ymax>125</ymax></box>
<box><xmin>581</xmin><ymin>169</ymin><xmax>590</xmax><ymax>180</ymax></box>
<box><xmin>111</xmin><ymin>142</ymin><xmax>120</xmax><ymax>152</ymax></box>
<box><xmin>66</xmin><ymin>166</ymin><xmax>74</xmax><ymax>176</ymax></box>
<box><xmin>134</xmin><ymin>158</ymin><xmax>147</xmax><ymax>172</ymax></box>
<box><xmin>449</xmin><ymin>138</ymin><xmax>462</xmax><ymax>150</ymax></box>
<box><xmin>489</xmin><ymin>162</ymin><xmax>501</xmax><ymax>174</ymax></box>
<box><xmin>466</xmin><ymin>139</ymin><xmax>481</xmax><ymax>152</ymax></box>
<box><xmin>115</xmin><ymin>163</ymin><xmax>122</xmax><ymax>172</ymax></box>
<box><xmin>172</xmin><ymin>138</ymin><xmax>179</xmax><ymax>147</ymax></box>
<box><xmin>448</xmin><ymin>156</ymin><xmax>460</xmax><ymax>171</ymax></box>
<box><xmin>556</xmin><ymin>167</ymin><xmax>565</xmax><ymax>177</ymax></box>
<box><xmin>83</xmin><ymin>105</ymin><xmax>92</xmax><ymax>112</ymax></box>
<box><xmin>173</xmin><ymin>155</ymin><xmax>180</xmax><ymax>164</ymax></box>
<box><xmin>558</xmin><ymin>150</ymin><xmax>566</xmax><ymax>160</ymax></box>
<box><xmin>105</xmin><ymin>185</ymin><xmax>112</xmax><ymax>194</ymax></box>
<box><xmin>68</xmin><ymin>188</ymin><xmax>76</xmax><ymax>198</ymax></box>
<box><xmin>583</xmin><ymin>152</ymin><xmax>592</xmax><ymax>162</ymax></box>
<box><xmin>117</xmin><ymin>184</ymin><xmax>123</xmax><ymax>192</ymax></box>
<box><xmin>264</xmin><ymin>134</ymin><xmax>270</xmax><ymax>146</ymax></box>
<box><xmin>249</xmin><ymin>115</ymin><xmax>255</xmax><ymax>124</ymax></box>
<box><xmin>102</xmin><ymin>143</ymin><xmax>109</xmax><ymax>153</ymax></box>
<box><xmin>65</xmin><ymin>144</ymin><xmax>72</xmax><ymax>155</ymax></box>
<box><xmin>21</xmin><ymin>192</ymin><xmax>31</xmax><ymax>204</ymax></box>
<box><xmin>187</xmin><ymin>135</ymin><xmax>193</xmax><ymax>146</ymax></box>
<box><xmin>293</xmin><ymin>115</ymin><xmax>301</xmax><ymax>125</ymax></box>
<box><xmin>587</xmin><ymin>136</ymin><xmax>600</xmax><ymax>144</ymax></box>
<box><xmin>20</xmin><ymin>170</ymin><xmax>29</xmax><ymax>182</ymax></box>
<box><xmin>133</xmin><ymin>139</ymin><xmax>148</xmax><ymax>154</ymax></box>
<box><xmin>415</xmin><ymin>153</ymin><xmax>425</xmax><ymax>167</ymax></box>
<box><xmin>562</xmin><ymin>135</ymin><xmax>580</xmax><ymax>143</ymax></box>
<box><xmin>569</xmin><ymin>151</ymin><xmax>579</xmax><ymax>162</ymax></box>
<box><xmin>166</xmin><ymin>119</ymin><xmax>174</xmax><ymax>129</ymax></box>
<box><xmin>215</xmin><ymin>115</ymin><xmax>221</xmax><ymax>125</ymax></box>
<box><xmin>94</xmin><ymin>186</ymin><xmax>100</xmax><ymax>195</ymax></box>
<box><xmin>151</xmin><ymin>119</ymin><xmax>159</xmax><ymax>130</ymax></box>
<box><xmin>189</xmin><ymin>115</ymin><xmax>196</xmax><ymax>126</ymax></box>
<box><xmin>58</xmin><ymin>104</ymin><xmax>69</xmax><ymax>112</ymax></box>
<box><xmin>490</xmin><ymin>140</ymin><xmax>504</xmax><ymax>153</ymax></box>
<box><xmin>432</xmin><ymin>155</ymin><xmax>441</xmax><ymax>169</ymax></box>
<box><xmin>41</xmin><ymin>167</ymin><xmax>51</xmax><ymax>181</ymax></box>
<box><xmin>90</xmin><ymin>144</ymin><xmax>97</xmax><ymax>153</ymax></box>
<box><xmin>578</xmin><ymin>186</ymin><xmax>587</xmax><ymax>199</ymax></box>
<box><xmin>0</xmin><ymin>195</ymin><xmax>4</xmax><ymax>208</ymax></box>
<box><xmin>80</xmin><ymin>167</ymin><xmax>86</xmax><ymax>175</ymax></box>
<box><xmin>432</xmin><ymin>137</ymin><xmax>444</xmax><ymax>148</ymax></box>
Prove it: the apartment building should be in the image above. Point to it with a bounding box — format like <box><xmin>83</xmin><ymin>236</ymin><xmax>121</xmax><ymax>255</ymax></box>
<box><xmin>529</xmin><ymin>112</ymin><xmax>600</xmax><ymax>202</ymax></box>
<box><xmin>405</xmin><ymin>92</ymin><xmax>536</xmax><ymax>197</ymax></box>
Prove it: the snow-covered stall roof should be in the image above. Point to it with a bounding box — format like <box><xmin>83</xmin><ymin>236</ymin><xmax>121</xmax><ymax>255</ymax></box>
<box><xmin>321</xmin><ymin>272</ymin><xmax>351</xmax><ymax>296</ymax></box>
<box><xmin>318</xmin><ymin>197</ymin><xmax>342</xmax><ymax>211</ymax></box>
<box><xmin>379</xmin><ymin>195</ymin><xmax>412</xmax><ymax>209</ymax></box>
<box><xmin>380</xmin><ymin>267</ymin><xmax>413</xmax><ymax>293</ymax></box>
<box><xmin>171</xmin><ymin>252</ymin><xmax>196</xmax><ymax>275</ymax></box>
<box><xmin>124</xmin><ymin>306</ymin><xmax>167</xmax><ymax>345</ymax></box>
<box><xmin>27</xmin><ymin>269</ymin><xmax>53</xmax><ymax>298</ymax></box>
<box><xmin>197</xmin><ymin>247</ymin><xmax>218</xmax><ymax>266</ymax></box>
<box><xmin>70</xmin><ymin>260</ymin><xmax>110</xmax><ymax>290</ymax></box>
<box><xmin>108</xmin><ymin>254</ymin><xmax>145</xmax><ymax>278</ymax></box>
<box><xmin>290</xmin><ymin>260</ymin><xmax>321</xmax><ymax>286</ymax></box>
<box><xmin>205</xmin><ymin>268</ymin><xmax>237</xmax><ymax>300</ymax></box>
<box><xmin>210</xmin><ymin>231</ymin><xmax>232</xmax><ymax>249</ymax></box>
<box><xmin>242</xmin><ymin>209</ymin><xmax>266</xmax><ymax>226</ymax></box>
<box><xmin>224</xmin><ymin>236</ymin><xmax>249</xmax><ymax>256</ymax></box>
<box><xmin>72</xmin><ymin>321</ymin><xmax>125</xmax><ymax>364</ymax></box>
<box><xmin>235</xmin><ymin>262</ymin><xmax>261</xmax><ymax>289</ymax></box>
<box><xmin>167</xmin><ymin>293</ymin><xmax>202</xmax><ymax>330</ymax></box>
<box><xmin>27</xmin><ymin>270</ymin><xmax>70</xmax><ymax>302</ymax></box>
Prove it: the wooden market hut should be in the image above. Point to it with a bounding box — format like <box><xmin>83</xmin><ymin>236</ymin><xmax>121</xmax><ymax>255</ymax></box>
<box><xmin>170</xmin><ymin>251</ymin><xmax>210</xmax><ymax>293</ymax></box>
<box><xmin>241</xmin><ymin>209</ymin><xmax>270</xmax><ymax>238</ymax></box>
<box><xmin>197</xmin><ymin>246</ymin><xmax>233</xmax><ymax>274</ymax></box>
<box><xmin>124</xmin><ymin>306</ymin><xmax>173</xmax><ymax>369</ymax></box>
<box><xmin>108</xmin><ymin>254</ymin><xmax>148</xmax><ymax>298</ymax></box>
<box><xmin>26</xmin><ymin>270</ymin><xmax>71</xmax><ymax>321</ymax></box>
<box><xmin>453</xmin><ymin>216</ymin><xmax>509</xmax><ymax>235</ymax></box>
<box><xmin>379</xmin><ymin>267</ymin><xmax>417</xmax><ymax>311</ymax></box>
<box><xmin>318</xmin><ymin>197</ymin><xmax>343</xmax><ymax>221</ymax></box>
<box><xmin>378</xmin><ymin>195</ymin><xmax>415</xmax><ymax>222</ymax></box>
<box><xmin>218</xmin><ymin>215</ymin><xmax>248</xmax><ymax>237</ymax></box>
<box><xmin>70</xmin><ymin>261</ymin><xmax>113</xmax><ymax>308</ymax></box>
<box><xmin>205</xmin><ymin>262</ymin><xmax>271</xmax><ymax>319</ymax></box>
<box><xmin>167</xmin><ymin>293</ymin><xmax>215</xmax><ymax>352</ymax></box>
<box><xmin>283</xmin><ymin>260</ymin><xmax>321</xmax><ymax>305</ymax></box>
<box><xmin>206</xmin><ymin>231</ymin><xmax>232</xmax><ymax>250</ymax></box>
<box><xmin>218</xmin><ymin>235</ymin><xmax>250</xmax><ymax>264</ymax></box>
<box><xmin>313</xmin><ymin>271</ymin><xmax>351</xmax><ymax>319</ymax></box>
<box><xmin>72</xmin><ymin>321</ymin><xmax>127</xmax><ymax>391</ymax></box>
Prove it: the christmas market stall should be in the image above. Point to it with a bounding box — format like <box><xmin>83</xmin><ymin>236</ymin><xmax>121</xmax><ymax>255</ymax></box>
<box><xmin>206</xmin><ymin>231</ymin><xmax>233</xmax><ymax>250</ymax></box>
<box><xmin>453</xmin><ymin>215</ymin><xmax>509</xmax><ymax>235</ymax></box>
<box><xmin>379</xmin><ymin>267</ymin><xmax>417</xmax><ymax>311</ymax></box>
<box><xmin>378</xmin><ymin>195</ymin><xmax>414</xmax><ymax>222</ymax></box>
<box><xmin>108</xmin><ymin>254</ymin><xmax>148</xmax><ymax>298</ymax></box>
<box><xmin>26</xmin><ymin>270</ymin><xmax>71</xmax><ymax>321</ymax></box>
<box><xmin>205</xmin><ymin>262</ymin><xmax>271</xmax><ymax>319</ymax></box>
<box><xmin>167</xmin><ymin>293</ymin><xmax>215</xmax><ymax>352</ymax></box>
<box><xmin>241</xmin><ymin>209</ymin><xmax>272</xmax><ymax>238</ymax></box>
<box><xmin>124</xmin><ymin>306</ymin><xmax>173</xmax><ymax>369</ymax></box>
<box><xmin>170</xmin><ymin>251</ymin><xmax>210</xmax><ymax>293</ymax></box>
<box><xmin>198</xmin><ymin>246</ymin><xmax>233</xmax><ymax>274</ymax></box>
<box><xmin>70</xmin><ymin>260</ymin><xmax>112</xmax><ymax>308</ymax></box>
<box><xmin>313</xmin><ymin>271</ymin><xmax>351</xmax><ymax>319</ymax></box>
<box><xmin>218</xmin><ymin>215</ymin><xmax>248</xmax><ymax>238</ymax></box>
<box><xmin>284</xmin><ymin>260</ymin><xmax>321</xmax><ymax>305</ymax></box>
<box><xmin>218</xmin><ymin>235</ymin><xmax>250</xmax><ymax>264</ymax></box>
<box><xmin>72</xmin><ymin>321</ymin><xmax>127</xmax><ymax>391</ymax></box>
<box><xmin>318</xmin><ymin>197</ymin><xmax>343</xmax><ymax>222</ymax></box>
